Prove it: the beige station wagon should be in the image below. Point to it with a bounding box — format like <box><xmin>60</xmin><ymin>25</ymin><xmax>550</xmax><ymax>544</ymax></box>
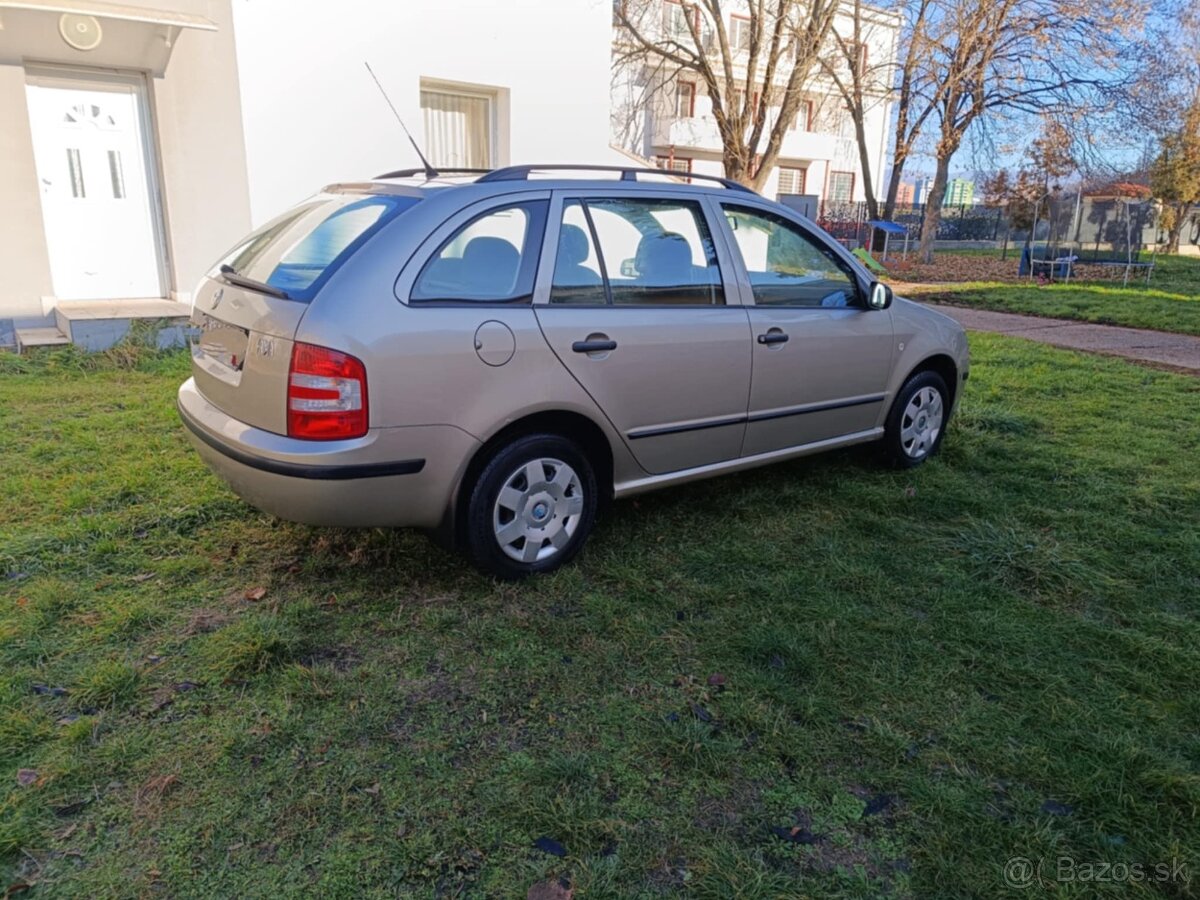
<box><xmin>178</xmin><ymin>165</ymin><xmax>969</xmax><ymax>577</ymax></box>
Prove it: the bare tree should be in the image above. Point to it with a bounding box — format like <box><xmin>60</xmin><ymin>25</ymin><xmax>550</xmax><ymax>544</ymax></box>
<box><xmin>613</xmin><ymin>0</ymin><xmax>841</xmax><ymax>189</ymax></box>
<box><xmin>815</xmin><ymin>0</ymin><xmax>900</xmax><ymax>219</ymax></box>
<box><xmin>818</xmin><ymin>0</ymin><xmax>945</xmax><ymax>220</ymax></box>
<box><xmin>913</xmin><ymin>0</ymin><xmax>1144</xmax><ymax>262</ymax></box>
<box><xmin>1129</xmin><ymin>4</ymin><xmax>1200</xmax><ymax>251</ymax></box>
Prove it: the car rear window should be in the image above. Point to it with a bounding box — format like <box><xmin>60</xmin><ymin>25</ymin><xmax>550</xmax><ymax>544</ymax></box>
<box><xmin>217</xmin><ymin>193</ymin><xmax>420</xmax><ymax>301</ymax></box>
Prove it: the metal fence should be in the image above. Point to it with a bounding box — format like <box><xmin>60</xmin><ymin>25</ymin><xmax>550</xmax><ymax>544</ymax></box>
<box><xmin>815</xmin><ymin>201</ymin><xmax>1006</xmax><ymax>248</ymax></box>
<box><xmin>812</xmin><ymin>197</ymin><xmax>1192</xmax><ymax>255</ymax></box>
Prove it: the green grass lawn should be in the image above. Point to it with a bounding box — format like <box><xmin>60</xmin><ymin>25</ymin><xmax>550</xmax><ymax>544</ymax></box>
<box><xmin>900</xmin><ymin>255</ymin><xmax>1200</xmax><ymax>336</ymax></box>
<box><xmin>2</xmin><ymin>341</ymin><xmax>1199</xmax><ymax>898</ymax></box>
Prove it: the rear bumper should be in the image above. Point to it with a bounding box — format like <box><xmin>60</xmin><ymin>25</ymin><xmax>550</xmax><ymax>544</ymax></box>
<box><xmin>177</xmin><ymin>377</ymin><xmax>479</xmax><ymax>528</ymax></box>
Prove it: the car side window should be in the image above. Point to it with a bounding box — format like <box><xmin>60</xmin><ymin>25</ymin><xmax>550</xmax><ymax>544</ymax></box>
<box><xmin>548</xmin><ymin>201</ymin><xmax>605</xmax><ymax>305</ymax></box>
<box><xmin>411</xmin><ymin>200</ymin><xmax>548</xmax><ymax>304</ymax></box>
<box><xmin>549</xmin><ymin>197</ymin><xmax>724</xmax><ymax>306</ymax></box>
<box><xmin>722</xmin><ymin>205</ymin><xmax>860</xmax><ymax>308</ymax></box>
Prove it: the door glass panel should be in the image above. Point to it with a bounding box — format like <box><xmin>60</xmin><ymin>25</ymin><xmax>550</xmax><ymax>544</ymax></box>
<box><xmin>549</xmin><ymin>201</ymin><xmax>604</xmax><ymax>305</ymax></box>
<box><xmin>66</xmin><ymin>148</ymin><xmax>85</xmax><ymax>198</ymax></box>
<box><xmin>583</xmin><ymin>198</ymin><xmax>723</xmax><ymax>306</ymax></box>
<box><xmin>108</xmin><ymin>150</ymin><xmax>125</xmax><ymax>199</ymax></box>
<box><xmin>723</xmin><ymin>206</ymin><xmax>858</xmax><ymax>308</ymax></box>
<box><xmin>411</xmin><ymin>201</ymin><xmax>548</xmax><ymax>303</ymax></box>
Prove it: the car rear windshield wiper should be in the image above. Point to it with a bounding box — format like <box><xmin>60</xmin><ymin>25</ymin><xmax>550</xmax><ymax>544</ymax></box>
<box><xmin>219</xmin><ymin>264</ymin><xmax>292</xmax><ymax>301</ymax></box>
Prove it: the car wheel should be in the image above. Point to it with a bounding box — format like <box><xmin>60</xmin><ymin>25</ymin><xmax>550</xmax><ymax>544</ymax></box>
<box><xmin>882</xmin><ymin>370</ymin><xmax>949</xmax><ymax>468</ymax></box>
<box><xmin>464</xmin><ymin>433</ymin><xmax>598</xmax><ymax>579</ymax></box>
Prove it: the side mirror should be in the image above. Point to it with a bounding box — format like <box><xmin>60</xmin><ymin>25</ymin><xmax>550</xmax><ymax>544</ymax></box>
<box><xmin>868</xmin><ymin>282</ymin><xmax>893</xmax><ymax>310</ymax></box>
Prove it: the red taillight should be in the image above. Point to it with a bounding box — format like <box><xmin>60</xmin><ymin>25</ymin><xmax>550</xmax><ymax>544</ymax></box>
<box><xmin>287</xmin><ymin>342</ymin><xmax>368</xmax><ymax>440</ymax></box>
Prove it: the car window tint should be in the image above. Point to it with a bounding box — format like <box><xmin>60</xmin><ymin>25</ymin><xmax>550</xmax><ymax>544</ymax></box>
<box><xmin>585</xmin><ymin>198</ymin><xmax>723</xmax><ymax>306</ymax></box>
<box><xmin>411</xmin><ymin>200</ymin><xmax>547</xmax><ymax>303</ymax></box>
<box><xmin>267</xmin><ymin>198</ymin><xmax>396</xmax><ymax>294</ymax></box>
<box><xmin>218</xmin><ymin>194</ymin><xmax>420</xmax><ymax>302</ymax></box>
<box><xmin>548</xmin><ymin>201</ymin><xmax>605</xmax><ymax>305</ymax></box>
<box><xmin>722</xmin><ymin>206</ymin><xmax>859</xmax><ymax>308</ymax></box>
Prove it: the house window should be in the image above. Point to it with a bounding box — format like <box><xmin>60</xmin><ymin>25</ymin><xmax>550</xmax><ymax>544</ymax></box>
<box><xmin>777</xmin><ymin>167</ymin><xmax>806</xmax><ymax>196</ymax></box>
<box><xmin>731</xmin><ymin>14</ymin><xmax>751</xmax><ymax>52</ymax></box>
<box><xmin>675</xmin><ymin>81</ymin><xmax>696</xmax><ymax>118</ymax></box>
<box><xmin>827</xmin><ymin>170</ymin><xmax>855</xmax><ymax>203</ymax></box>
<box><xmin>420</xmin><ymin>86</ymin><xmax>495</xmax><ymax>169</ymax></box>
<box><xmin>730</xmin><ymin>86</ymin><xmax>758</xmax><ymax>116</ymax></box>
<box><xmin>659</xmin><ymin>156</ymin><xmax>693</xmax><ymax>182</ymax></box>
<box><xmin>663</xmin><ymin>0</ymin><xmax>695</xmax><ymax>40</ymax></box>
<box><xmin>787</xmin><ymin>99</ymin><xmax>813</xmax><ymax>131</ymax></box>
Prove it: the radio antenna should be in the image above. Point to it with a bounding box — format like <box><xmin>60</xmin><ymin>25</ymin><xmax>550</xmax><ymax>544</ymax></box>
<box><xmin>364</xmin><ymin>61</ymin><xmax>438</xmax><ymax>179</ymax></box>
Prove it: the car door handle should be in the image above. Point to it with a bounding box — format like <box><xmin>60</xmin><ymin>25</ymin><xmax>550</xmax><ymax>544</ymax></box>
<box><xmin>757</xmin><ymin>331</ymin><xmax>789</xmax><ymax>345</ymax></box>
<box><xmin>572</xmin><ymin>339</ymin><xmax>617</xmax><ymax>353</ymax></box>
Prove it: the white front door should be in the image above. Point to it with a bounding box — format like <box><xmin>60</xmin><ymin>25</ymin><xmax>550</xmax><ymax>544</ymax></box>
<box><xmin>26</xmin><ymin>72</ymin><xmax>163</xmax><ymax>300</ymax></box>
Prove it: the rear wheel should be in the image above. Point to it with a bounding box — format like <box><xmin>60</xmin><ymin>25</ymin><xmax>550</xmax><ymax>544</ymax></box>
<box><xmin>882</xmin><ymin>370</ymin><xmax>949</xmax><ymax>468</ymax></box>
<box><xmin>464</xmin><ymin>433</ymin><xmax>597</xmax><ymax>579</ymax></box>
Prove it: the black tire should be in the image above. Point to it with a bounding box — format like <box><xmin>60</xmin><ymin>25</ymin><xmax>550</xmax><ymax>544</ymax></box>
<box><xmin>881</xmin><ymin>370</ymin><xmax>950</xmax><ymax>469</ymax></box>
<box><xmin>464</xmin><ymin>433</ymin><xmax>598</xmax><ymax>579</ymax></box>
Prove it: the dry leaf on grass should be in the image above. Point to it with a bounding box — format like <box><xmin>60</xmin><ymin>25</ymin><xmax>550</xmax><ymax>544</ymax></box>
<box><xmin>244</xmin><ymin>586</ymin><xmax>268</xmax><ymax>602</ymax></box>
<box><xmin>135</xmin><ymin>774</ymin><xmax>179</xmax><ymax>806</ymax></box>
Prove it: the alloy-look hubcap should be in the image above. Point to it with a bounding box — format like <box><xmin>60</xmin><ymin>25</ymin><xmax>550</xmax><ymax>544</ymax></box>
<box><xmin>493</xmin><ymin>457</ymin><xmax>584</xmax><ymax>563</ymax></box>
<box><xmin>900</xmin><ymin>386</ymin><xmax>944</xmax><ymax>459</ymax></box>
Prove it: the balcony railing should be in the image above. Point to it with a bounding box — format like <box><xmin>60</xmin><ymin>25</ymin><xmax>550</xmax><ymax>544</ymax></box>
<box><xmin>649</xmin><ymin>113</ymin><xmax>842</xmax><ymax>159</ymax></box>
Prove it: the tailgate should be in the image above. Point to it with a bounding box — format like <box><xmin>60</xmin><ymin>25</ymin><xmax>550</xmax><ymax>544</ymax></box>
<box><xmin>188</xmin><ymin>190</ymin><xmax>421</xmax><ymax>435</ymax></box>
<box><xmin>189</xmin><ymin>275</ymin><xmax>307</xmax><ymax>435</ymax></box>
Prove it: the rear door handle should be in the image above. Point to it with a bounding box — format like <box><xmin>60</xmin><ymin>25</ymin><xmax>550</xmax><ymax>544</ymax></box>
<box><xmin>572</xmin><ymin>339</ymin><xmax>617</xmax><ymax>353</ymax></box>
<box><xmin>757</xmin><ymin>331</ymin><xmax>789</xmax><ymax>345</ymax></box>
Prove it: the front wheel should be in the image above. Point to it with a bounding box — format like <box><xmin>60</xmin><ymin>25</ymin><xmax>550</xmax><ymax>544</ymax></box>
<box><xmin>881</xmin><ymin>370</ymin><xmax>949</xmax><ymax>468</ymax></box>
<box><xmin>464</xmin><ymin>433</ymin><xmax>598</xmax><ymax>579</ymax></box>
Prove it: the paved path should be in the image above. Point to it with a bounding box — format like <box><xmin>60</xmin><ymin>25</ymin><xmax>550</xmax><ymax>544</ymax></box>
<box><xmin>922</xmin><ymin>303</ymin><xmax>1200</xmax><ymax>374</ymax></box>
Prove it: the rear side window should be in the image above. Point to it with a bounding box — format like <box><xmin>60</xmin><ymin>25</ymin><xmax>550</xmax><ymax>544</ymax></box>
<box><xmin>411</xmin><ymin>201</ymin><xmax>549</xmax><ymax>304</ymax></box>
<box><xmin>549</xmin><ymin>197</ymin><xmax>723</xmax><ymax>306</ymax></box>
<box><xmin>217</xmin><ymin>193</ymin><xmax>420</xmax><ymax>302</ymax></box>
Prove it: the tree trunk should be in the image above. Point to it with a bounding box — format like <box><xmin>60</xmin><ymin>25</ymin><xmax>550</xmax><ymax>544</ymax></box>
<box><xmin>916</xmin><ymin>155</ymin><xmax>952</xmax><ymax>263</ymax></box>
<box><xmin>852</xmin><ymin>114</ymin><xmax>879</xmax><ymax>220</ymax></box>
<box><xmin>723</xmin><ymin>146</ymin><xmax>753</xmax><ymax>187</ymax></box>
<box><xmin>882</xmin><ymin>160</ymin><xmax>907</xmax><ymax>221</ymax></box>
<box><xmin>1167</xmin><ymin>202</ymin><xmax>1192</xmax><ymax>253</ymax></box>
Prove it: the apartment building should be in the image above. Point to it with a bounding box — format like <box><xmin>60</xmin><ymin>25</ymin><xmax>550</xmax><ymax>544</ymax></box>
<box><xmin>0</xmin><ymin>0</ymin><xmax>618</xmax><ymax>348</ymax></box>
<box><xmin>942</xmin><ymin>178</ymin><xmax>975</xmax><ymax>207</ymax></box>
<box><xmin>611</xmin><ymin>0</ymin><xmax>900</xmax><ymax>206</ymax></box>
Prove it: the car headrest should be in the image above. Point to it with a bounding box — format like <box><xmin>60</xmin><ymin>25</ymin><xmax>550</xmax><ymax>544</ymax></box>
<box><xmin>637</xmin><ymin>233</ymin><xmax>693</xmax><ymax>283</ymax></box>
<box><xmin>558</xmin><ymin>224</ymin><xmax>590</xmax><ymax>265</ymax></box>
<box><xmin>463</xmin><ymin>236</ymin><xmax>520</xmax><ymax>293</ymax></box>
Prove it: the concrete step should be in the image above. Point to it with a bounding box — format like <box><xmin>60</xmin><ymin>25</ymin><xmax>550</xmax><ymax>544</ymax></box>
<box><xmin>15</xmin><ymin>327</ymin><xmax>71</xmax><ymax>353</ymax></box>
<box><xmin>52</xmin><ymin>298</ymin><xmax>192</xmax><ymax>351</ymax></box>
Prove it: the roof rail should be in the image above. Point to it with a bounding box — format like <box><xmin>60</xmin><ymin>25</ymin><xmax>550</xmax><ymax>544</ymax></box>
<box><xmin>374</xmin><ymin>167</ymin><xmax>493</xmax><ymax>179</ymax></box>
<box><xmin>475</xmin><ymin>164</ymin><xmax>756</xmax><ymax>194</ymax></box>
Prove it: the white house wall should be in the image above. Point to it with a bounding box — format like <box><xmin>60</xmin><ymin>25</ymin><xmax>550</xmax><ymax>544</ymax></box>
<box><xmin>232</xmin><ymin>0</ymin><xmax>620</xmax><ymax>225</ymax></box>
